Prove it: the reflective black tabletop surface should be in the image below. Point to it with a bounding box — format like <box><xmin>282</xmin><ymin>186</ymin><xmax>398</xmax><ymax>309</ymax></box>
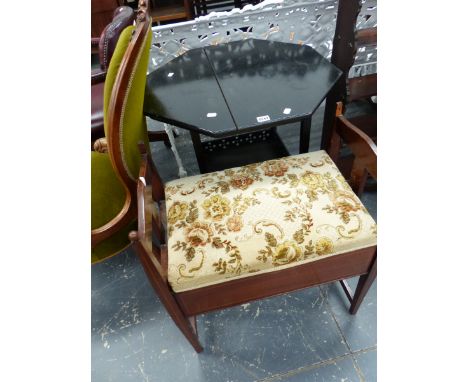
<box><xmin>144</xmin><ymin>38</ymin><xmax>342</xmax><ymax>138</ymax></box>
<box><xmin>144</xmin><ymin>47</ymin><xmax>237</xmax><ymax>136</ymax></box>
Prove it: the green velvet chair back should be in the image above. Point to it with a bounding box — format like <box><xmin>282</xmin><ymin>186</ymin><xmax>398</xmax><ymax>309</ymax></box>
<box><xmin>105</xmin><ymin>9</ymin><xmax>152</xmax><ymax>189</ymax></box>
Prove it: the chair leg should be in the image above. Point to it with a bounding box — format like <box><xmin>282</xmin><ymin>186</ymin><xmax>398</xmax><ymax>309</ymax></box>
<box><xmin>165</xmin><ymin>304</ymin><xmax>203</xmax><ymax>353</ymax></box>
<box><xmin>349</xmin><ymin>256</ymin><xmax>377</xmax><ymax>314</ymax></box>
<box><xmin>133</xmin><ymin>241</ymin><xmax>203</xmax><ymax>352</ymax></box>
<box><xmin>150</xmin><ymin>276</ymin><xmax>203</xmax><ymax>352</ymax></box>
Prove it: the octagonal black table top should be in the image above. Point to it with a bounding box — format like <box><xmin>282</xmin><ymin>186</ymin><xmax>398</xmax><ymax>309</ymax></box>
<box><xmin>144</xmin><ymin>38</ymin><xmax>342</xmax><ymax>138</ymax></box>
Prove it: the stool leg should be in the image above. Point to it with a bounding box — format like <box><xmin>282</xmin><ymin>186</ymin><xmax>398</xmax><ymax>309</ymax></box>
<box><xmin>350</xmin><ymin>256</ymin><xmax>377</xmax><ymax>314</ymax></box>
<box><xmin>133</xmin><ymin>241</ymin><xmax>203</xmax><ymax>352</ymax></box>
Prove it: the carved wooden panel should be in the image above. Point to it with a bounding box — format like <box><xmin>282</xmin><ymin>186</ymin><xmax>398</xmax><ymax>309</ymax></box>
<box><xmin>148</xmin><ymin>0</ymin><xmax>376</xmax><ymax>77</ymax></box>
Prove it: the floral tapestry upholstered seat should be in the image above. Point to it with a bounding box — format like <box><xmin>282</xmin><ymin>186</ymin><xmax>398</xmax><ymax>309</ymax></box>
<box><xmin>165</xmin><ymin>150</ymin><xmax>377</xmax><ymax>293</ymax></box>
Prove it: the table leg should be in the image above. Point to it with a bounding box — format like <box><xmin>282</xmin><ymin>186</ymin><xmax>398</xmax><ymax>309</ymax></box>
<box><xmin>190</xmin><ymin>130</ymin><xmax>207</xmax><ymax>173</ymax></box>
<box><xmin>164</xmin><ymin>123</ymin><xmax>187</xmax><ymax>178</ymax></box>
<box><xmin>299</xmin><ymin>117</ymin><xmax>311</xmax><ymax>154</ymax></box>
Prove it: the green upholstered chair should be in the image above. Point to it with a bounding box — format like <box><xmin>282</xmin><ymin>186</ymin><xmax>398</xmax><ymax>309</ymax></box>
<box><xmin>91</xmin><ymin>1</ymin><xmax>153</xmax><ymax>263</ymax></box>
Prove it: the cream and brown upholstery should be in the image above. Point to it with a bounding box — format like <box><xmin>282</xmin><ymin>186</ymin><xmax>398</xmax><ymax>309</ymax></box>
<box><xmin>165</xmin><ymin>150</ymin><xmax>377</xmax><ymax>292</ymax></box>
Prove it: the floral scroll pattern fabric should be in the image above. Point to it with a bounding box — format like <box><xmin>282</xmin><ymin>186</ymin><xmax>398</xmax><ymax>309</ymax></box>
<box><xmin>165</xmin><ymin>150</ymin><xmax>377</xmax><ymax>292</ymax></box>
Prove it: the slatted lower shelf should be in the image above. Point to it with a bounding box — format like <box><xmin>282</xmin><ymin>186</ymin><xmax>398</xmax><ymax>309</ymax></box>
<box><xmin>199</xmin><ymin>129</ymin><xmax>289</xmax><ymax>173</ymax></box>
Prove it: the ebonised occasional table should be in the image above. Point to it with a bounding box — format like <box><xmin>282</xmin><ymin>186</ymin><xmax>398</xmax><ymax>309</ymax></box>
<box><xmin>144</xmin><ymin>38</ymin><xmax>342</xmax><ymax>173</ymax></box>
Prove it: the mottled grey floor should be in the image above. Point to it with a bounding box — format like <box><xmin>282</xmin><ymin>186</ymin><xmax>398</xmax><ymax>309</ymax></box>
<box><xmin>92</xmin><ymin>104</ymin><xmax>377</xmax><ymax>381</ymax></box>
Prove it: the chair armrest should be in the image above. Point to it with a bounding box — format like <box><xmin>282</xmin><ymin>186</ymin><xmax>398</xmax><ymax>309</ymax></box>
<box><xmin>328</xmin><ymin>105</ymin><xmax>376</xmax><ymax>197</ymax></box>
<box><xmin>334</xmin><ymin>103</ymin><xmax>377</xmax><ymax>181</ymax></box>
<box><xmin>91</xmin><ymin>70</ymin><xmax>107</xmax><ymax>85</ymax></box>
<box><xmin>336</xmin><ymin>116</ymin><xmax>377</xmax><ymax>179</ymax></box>
<box><xmin>90</xmin><ymin>149</ymin><xmax>134</xmax><ymax>247</ymax></box>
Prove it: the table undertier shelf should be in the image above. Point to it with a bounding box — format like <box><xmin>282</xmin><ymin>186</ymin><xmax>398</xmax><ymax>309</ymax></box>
<box><xmin>198</xmin><ymin>129</ymin><xmax>289</xmax><ymax>173</ymax></box>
